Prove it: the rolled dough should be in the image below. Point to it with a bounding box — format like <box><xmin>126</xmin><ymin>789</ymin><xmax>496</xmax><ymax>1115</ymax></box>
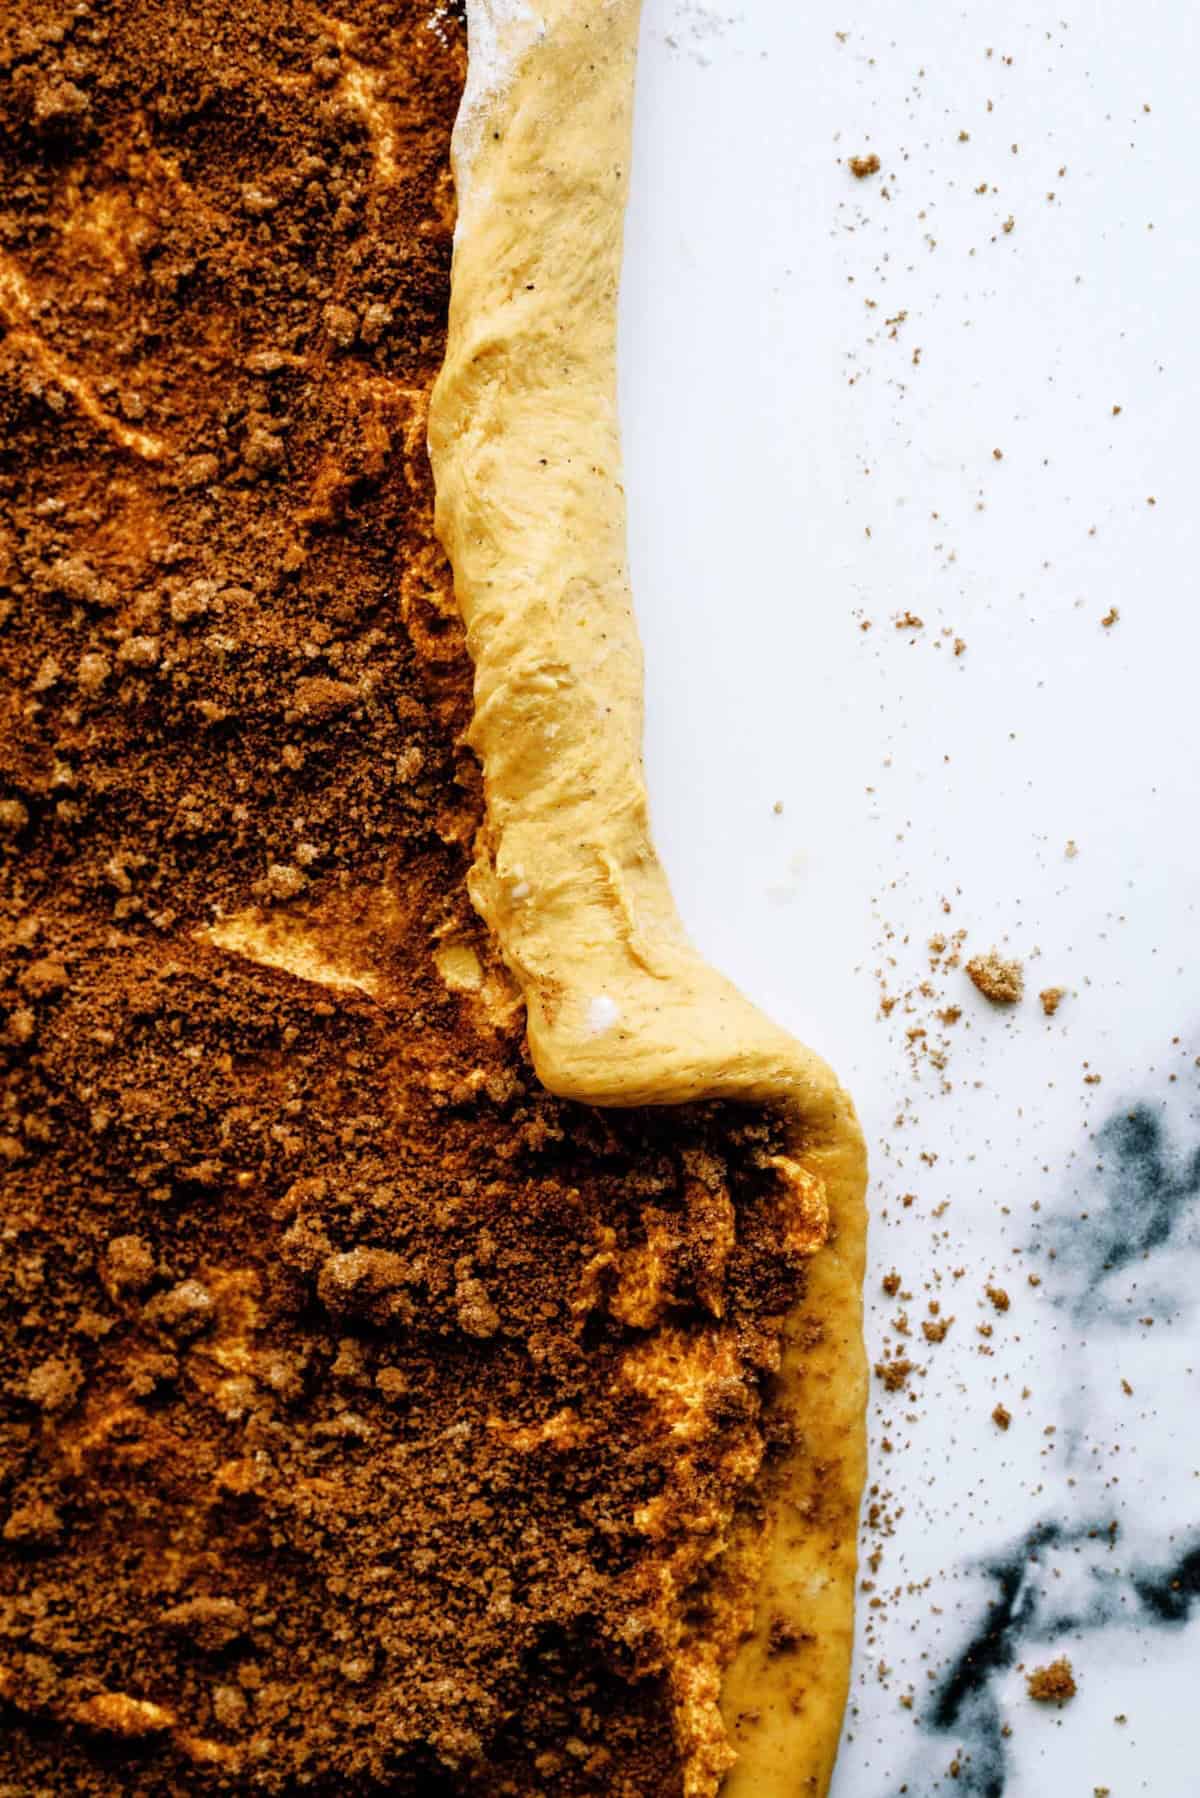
<box><xmin>428</xmin><ymin>4</ymin><xmax>868</xmax><ymax>1791</ymax></box>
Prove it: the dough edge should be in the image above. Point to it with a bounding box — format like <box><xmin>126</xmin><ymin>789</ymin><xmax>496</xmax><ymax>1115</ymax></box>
<box><xmin>427</xmin><ymin>4</ymin><xmax>868</xmax><ymax>1793</ymax></box>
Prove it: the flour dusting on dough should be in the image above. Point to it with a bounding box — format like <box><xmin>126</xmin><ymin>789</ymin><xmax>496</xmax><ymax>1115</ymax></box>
<box><xmin>453</xmin><ymin>0</ymin><xmax>543</xmax><ymax>203</ymax></box>
<box><xmin>587</xmin><ymin>993</ymin><xmax>621</xmax><ymax>1035</ymax></box>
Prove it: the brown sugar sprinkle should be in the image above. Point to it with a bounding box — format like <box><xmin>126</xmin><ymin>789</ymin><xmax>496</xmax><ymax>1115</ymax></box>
<box><xmin>882</xmin><ymin>1270</ymin><xmax>902</xmax><ymax>1296</ymax></box>
<box><xmin>921</xmin><ymin>1316</ymin><xmax>953</xmax><ymax>1344</ymax></box>
<box><xmin>1040</xmin><ymin>986</ymin><xmax>1067</xmax><ymax>1017</ymax></box>
<box><xmin>1027</xmin><ymin>1658</ymin><xmax>1078</xmax><ymax>1704</ymax></box>
<box><xmin>986</xmin><ymin>1285</ymin><xmax>1011</xmax><ymax>1312</ymax></box>
<box><xmin>849</xmin><ymin>152</ymin><xmax>882</xmax><ymax>178</ymax></box>
<box><xmin>0</xmin><ymin>7</ymin><xmax>831</xmax><ymax>1794</ymax></box>
<box><xmin>966</xmin><ymin>951</ymin><xmax>1024</xmax><ymax>1006</ymax></box>
<box><xmin>992</xmin><ymin>1404</ymin><xmax>1012</xmax><ymax>1431</ymax></box>
<box><xmin>894</xmin><ymin>610</ymin><xmax>924</xmax><ymax>629</ymax></box>
<box><xmin>873</xmin><ymin>925</ymin><xmax>969</xmax><ymax>1092</ymax></box>
<box><xmin>1101</xmin><ymin>606</ymin><xmax>1119</xmax><ymax>628</ymax></box>
<box><xmin>875</xmin><ymin>1357</ymin><xmax>915</xmax><ymax>1392</ymax></box>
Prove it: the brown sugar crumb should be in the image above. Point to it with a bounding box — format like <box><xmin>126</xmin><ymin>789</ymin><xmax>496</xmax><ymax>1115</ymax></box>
<box><xmin>986</xmin><ymin>1285</ymin><xmax>1011</xmax><ymax>1313</ymax></box>
<box><xmin>875</xmin><ymin>1356</ymin><xmax>915</xmax><ymax>1392</ymax></box>
<box><xmin>1039</xmin><ymin>986</ymin><xmax>1067</xmax><ymax>1017</ymax></box>
<box><xmin>966</xmin><ymin>951</ymin><xmax>1024</xmax><ymax>1006</ymax></box>
<box><xmin>849</xmin><ymin>152</ymin><xmax>882</xmax><ymax>178</ymax></box>
<box><xmin>1027</xmin><ymin>1658</ymin><xmax>1077</xmax><ymax>1703</ymax></box>
<box><xmin>992</xmin><ymin>1403</ymin><xmax>1012</xmax><ymax>1431</ymax></box>
<box><xmin>767</xmin><ymin>1615</ymin><xmax>810</xmax><ymax>1657</ymax></box>
<box><xmin>921</xmin><ymin>1314</ymin><xmax>954</xmax><ymax>1343</ymax></box>
<box><xmin>895</xmin><ymin>610</ymin><xmax>924</xmax><ymax>629</ymax></box>
<box><xmin>1101</xmin><ymin>606</ymin><xmax>1119</xmax><ymax>628</ymax></box>
<box><xmin>882</xmin><ymin>1270</ymin><xmax>902</xmax><ymax>1297</ymax></box>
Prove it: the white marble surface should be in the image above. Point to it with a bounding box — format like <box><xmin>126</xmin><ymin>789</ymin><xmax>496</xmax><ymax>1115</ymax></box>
<box><xmin>619</xmin><ymin>2</ymin><xmax>1199</xmax><ymax>1792</ymax></box>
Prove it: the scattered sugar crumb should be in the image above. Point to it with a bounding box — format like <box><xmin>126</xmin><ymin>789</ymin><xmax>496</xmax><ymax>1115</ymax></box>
<box><xmin>966</xmin><ymin>951</ymin><xmax>1024</xmax><ymax>1005</ymax></box>
<box><xmin>1027</xmin><ymin>1657</ymin><xmax>1077</xmax><ymax>1704</ymax></box>
<box><xmin>874</xmin><ymin>1356</ymin><xmax>914</xmax><ymax>1392</ymax></box>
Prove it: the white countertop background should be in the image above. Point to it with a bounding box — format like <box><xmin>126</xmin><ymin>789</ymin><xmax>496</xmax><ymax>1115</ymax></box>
<box><xmin>618</xmin><ymin>2</ymin><xmax>1200</xmax><ymax>1792</ymax></box>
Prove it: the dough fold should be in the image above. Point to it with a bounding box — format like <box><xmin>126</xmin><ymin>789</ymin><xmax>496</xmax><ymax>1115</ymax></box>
<box><xmin>429</xmin><ymin>4</ymin><xmax>868</xmax><ymax>1791</ymax></box>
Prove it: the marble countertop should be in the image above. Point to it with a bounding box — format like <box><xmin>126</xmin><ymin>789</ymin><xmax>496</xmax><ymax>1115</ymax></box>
<box><xmin>620</xmin><ymin>2</ymin><xmax>1199</xmax><ymax>1792</ymax></box>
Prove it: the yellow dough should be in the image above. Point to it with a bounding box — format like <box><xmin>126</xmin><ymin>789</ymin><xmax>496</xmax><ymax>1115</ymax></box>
<box><xmin>428</xmin><ymin>2</ymin><xmax>868</xmax><ymax>1791</ymax></box>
